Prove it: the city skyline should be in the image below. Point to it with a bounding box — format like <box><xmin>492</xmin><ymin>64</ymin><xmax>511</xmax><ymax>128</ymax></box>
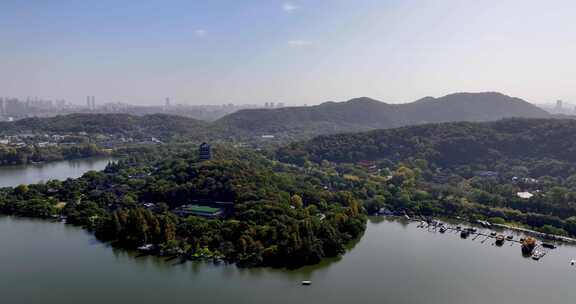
<box><xmin>3</xmin><ymin>0</ymin><xmax>576</xmax><ymax>105</ymax></box>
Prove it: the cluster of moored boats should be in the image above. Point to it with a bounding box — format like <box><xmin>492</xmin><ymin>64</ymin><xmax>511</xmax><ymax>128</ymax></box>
<box><xmin>417</xmin><ymin>219</ymin><xmax>559</xmax><ymax>261</ymax></box>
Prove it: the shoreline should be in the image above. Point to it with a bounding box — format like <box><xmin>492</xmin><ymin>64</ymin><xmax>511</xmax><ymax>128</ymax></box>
<box><xmin>377</xmin><ymin>213</ymin><xmax>576</xmax><ymax>245</ymax></box>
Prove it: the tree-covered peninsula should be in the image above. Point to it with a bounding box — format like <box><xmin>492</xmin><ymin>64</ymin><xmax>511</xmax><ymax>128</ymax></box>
<box><xmin>0</xmin><ymin>145</ymin><xmax>366</xmax><ymax>268</ymax></box>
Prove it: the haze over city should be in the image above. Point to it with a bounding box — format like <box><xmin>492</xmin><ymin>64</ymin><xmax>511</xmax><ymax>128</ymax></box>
<box><xmin>2</xmin><ymin>0</ymin><xmax>576</xmax><ymax>105</ymax></box>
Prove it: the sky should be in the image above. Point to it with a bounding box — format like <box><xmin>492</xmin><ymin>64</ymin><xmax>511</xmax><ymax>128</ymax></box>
<box><xmin>1</xmin><ymin>0</ymin><xmax>576</xmax><ymax>106</ymax></box>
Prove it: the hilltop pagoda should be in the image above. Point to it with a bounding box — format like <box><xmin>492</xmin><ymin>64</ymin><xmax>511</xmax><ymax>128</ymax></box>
<box><xmin>199</xmin><ymin>143</ymin><xmax>212</xmax><ymax>161</ymax></box>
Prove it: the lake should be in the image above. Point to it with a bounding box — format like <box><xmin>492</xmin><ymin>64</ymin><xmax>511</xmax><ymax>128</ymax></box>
<box><xmin>1</xmin><ymin>160</ymin><xmax>576</xmax><ymax>304</ymax></box>
<box><xmin>0</xmin><ymin>157</ymin><xmax>115</xmax><ymax>187</ymax></box>
<box><xmin>0</xmin><ymin>216</ymin><xmax>575</xmax><ymax>304</ymax></box>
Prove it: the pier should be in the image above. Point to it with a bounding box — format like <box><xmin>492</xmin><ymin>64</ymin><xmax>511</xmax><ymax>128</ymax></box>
<box><xmin>412</xmin><ymin>218</ymin><xmax>557</xmax><ymax>261</ymax></box>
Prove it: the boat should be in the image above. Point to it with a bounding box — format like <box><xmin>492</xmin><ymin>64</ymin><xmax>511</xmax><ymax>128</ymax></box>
<box><xmin>439</xmin><ymin>226</ymin><xmax>447</xmax><ymax>233</ymax></box>
<box><xmin>532</xmin><ymin>251</ymin><xmax>544</xmax><ymax>261</ymax></box>
<box><xmin>571</xmin><ymin>259</ymin><xmax>575</xmax><ymax>266</ymax></box>
<box><xmin>495</xmin><ymin>235</ymin><xmax>505</xmax><ymax>246</ymax></box>
<box><xmin>542</xmin><ymin>243</ymin><xmax>556</xmax><ymax>249</ymax></box>
<box><xmin>404</xmin><ymin>214</ymin><xmax>410</xmax><ymax>220</ymax></box>
<box><xmin>490</xmin><ymin>232</ymin><xmax>497</xmax><ymax>237</ymax></box>
<box><xmin>521</xmin><ymin>237</ymin><xmax>537</xmax><ymax>255</ymax></box>
<box><xmin>506</xmin><ymin>235</ymin><xmax>514</xmax><ymax>240</ymax></box>
<box><xmin>460</xmin><ymin>230</ymin><xmax>470</xmax><ymax>238</ymax></box>
<box><xmin>137</xmin><ymin>244</ymin><xmax>155</xmax><ymax>252</ymax></box>
<box><xmin>477</xmin><ymin>220</ymin><xmax>491</xmax><ymax>228</ymax></box>
<box><xmin>301</xmin><ymin>281</ymin><xmax>312</xmax><ymax>286</ymax></box>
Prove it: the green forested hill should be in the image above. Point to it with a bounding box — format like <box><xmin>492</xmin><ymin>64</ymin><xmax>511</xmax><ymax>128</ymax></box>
<box><xmin>219</xmin><ymin>92</ymin><xmax>550</xmax><ymax>137</ymax></box>
<box><xmin>278</xmin><ymin>118</ymin><xmax>576</xmax><ymax>170</ymax></box>
<box><xmin>278</xmin><ymin>118</ymin><xmax>576</xmax><ymax>237</ymax></box>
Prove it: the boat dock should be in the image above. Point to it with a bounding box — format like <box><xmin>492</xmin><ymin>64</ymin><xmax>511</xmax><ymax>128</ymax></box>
<box><xmin>413</xmin><ymin>218</ymin><xmax>557</xmax><ymax>261</ymax></box>
<box><xmin>492</xmin><ymin>223</ymin><xmax>576</xmax><ymax>244</ymax></box>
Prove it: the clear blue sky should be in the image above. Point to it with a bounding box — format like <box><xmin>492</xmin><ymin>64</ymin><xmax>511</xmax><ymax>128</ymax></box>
<box><xmin>1</xmin><ymin>0</ymin><xmax>576</xmax><ymax>105</ymax></box>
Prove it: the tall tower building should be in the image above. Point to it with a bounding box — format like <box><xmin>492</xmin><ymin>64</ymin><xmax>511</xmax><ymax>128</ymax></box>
<box><xmin>0</xmin><ymin>97</ymin><xmax>5</xmax><ymax>115</ymax></box>
<box><xmin>555</xmin><ymin>100</ymin><xmax>563</xmax><ymax>112</ymax></box>
<box><xmin>198</xmin><ymin>143</ymin><xmax>212</xmax><ymax>161</ymax></box>
<box><xmin>86</xmin><ymin>96</ymin><xmax>96</xmax><ymax>110</ymax></box>
<box><xmin>165</xmin><ymin>97</ymin><xmax>171</xmax><ymax>108</ymax></box>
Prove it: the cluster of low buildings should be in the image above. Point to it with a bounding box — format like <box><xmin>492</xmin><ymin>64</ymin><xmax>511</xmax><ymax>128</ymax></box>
<box><xmin>0</xmin><ymin>132</ymin><xmax>160</xmax><ymax>150</ymax></box>
<box><xmin>0</xmin><ymin>134</ymin><xmax>66</xmax><ymax>147</ymax></box>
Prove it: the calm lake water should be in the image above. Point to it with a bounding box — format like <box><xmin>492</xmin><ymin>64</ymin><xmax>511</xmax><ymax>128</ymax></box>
<box><xmin>1</xmin><ymin>160</ymin><xmax>576</xmax><ymax>304</ymax></box>
<box><xmin>0</xmin><ymin>157</ymin><xmax>115</xmax><ymax>187</ymax></box>
<box><xmin>1</xmin><ymin>216</ymin><xmax>576</xmax><ymax>304</ymax></box>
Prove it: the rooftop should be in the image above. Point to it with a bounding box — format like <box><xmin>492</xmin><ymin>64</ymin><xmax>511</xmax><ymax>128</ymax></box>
<box><xmin>180</xmin><ymin>204</ymin><xmax>221</xmax><ymax>214</ymax></box>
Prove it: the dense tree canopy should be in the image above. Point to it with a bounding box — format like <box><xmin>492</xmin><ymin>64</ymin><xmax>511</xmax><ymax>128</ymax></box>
<box><xmin>278</xmin><ymin>118</ymin><xmax>576</xmax><ymax>237</ymax></box>
<box><xmin>0</xmin><ymin>145</ymin><xmax>367</xmax><ymax>268</ymax></box>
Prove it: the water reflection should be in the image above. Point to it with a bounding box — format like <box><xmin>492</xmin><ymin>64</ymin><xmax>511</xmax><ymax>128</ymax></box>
<box><xmin>3</xmin><ymin>215</ymin><xmax>576</xmax><ymax>304</ymax></box>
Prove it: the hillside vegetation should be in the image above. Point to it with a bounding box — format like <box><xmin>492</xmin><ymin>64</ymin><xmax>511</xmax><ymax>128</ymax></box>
<box><xmin>278</xmin><ymin>118</ymin><xmax>576</xmax><ymax>169</ymax></box>
<box><xmin>219</xmin><ymin>92</ymin><xmax>550</xmax><ymax>138</ymax></box>
<box><xmin>278</xmin><ymin>118</ymin><xmax>576</xmax><ymax>237</ymax></box>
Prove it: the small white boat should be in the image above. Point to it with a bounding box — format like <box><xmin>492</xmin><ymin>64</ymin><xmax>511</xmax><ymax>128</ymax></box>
<box><xmin>571</xmin><ymin>259</ymin><xmax>575</xmax><ymax>266</ymax></box>
<box><xmin>137</xmin><ymin>244</ymin><xmax>155</xmax><ymax>252</ymax></box>
<box><xmin>301</xmin><ymin>280</ymin><xmax>312</xmax><ymax>286</ymax></box>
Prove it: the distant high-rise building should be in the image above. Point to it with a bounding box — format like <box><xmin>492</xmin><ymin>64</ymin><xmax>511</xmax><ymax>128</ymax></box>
<box><xmin>165</xmin><ymin>97</ymin><xmax>171</xmax><ymax>108</ymax></box>
<box><xmin>86</xmin><ymin>96</ymin><xmax>97</xmax><ymax>110</ymax></box>
<box><xmin>555</xmin><ymin>100</ymin><xmax>563</xmax><ymax>112</ymax></box>
<box><xmin>89</xmin><ymin>96</ymin><xmax>95</xmax><ymax>110</ymax></box>
<box><xmin>199</xmin><ymin>143</ymin><xmax>212</xmax><ymax>161</ymax></box>
<box><xmin>277</xmin><ymin>102</ymin><xmax>285</xmax><ymax>108</ymax></box>
<box><xmin>264</xmin><ymin>102</ymin><xmax>270</xmax><ymax>108</ymax></box>
<box><xmin>0</xmin><ymin>97</ymin><xmax>5</xmax><ymax>114</ymax></box>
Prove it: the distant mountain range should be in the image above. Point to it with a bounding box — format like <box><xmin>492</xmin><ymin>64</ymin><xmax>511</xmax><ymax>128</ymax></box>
<box><xmin>0</xmin><ymin>92</ymin><xmax>555</xmax><ymax>141</ymax></box>
<box><xmin>218</xmin><ymin>92</ymin><xmax>550</xmax><ymax>138</ymax></box>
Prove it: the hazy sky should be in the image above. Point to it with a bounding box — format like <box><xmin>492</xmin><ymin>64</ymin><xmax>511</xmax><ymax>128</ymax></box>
<box><xmin>1</xmin><ymin>0</ymin><xmax>576</xmax><ymax>105</ymax></box>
